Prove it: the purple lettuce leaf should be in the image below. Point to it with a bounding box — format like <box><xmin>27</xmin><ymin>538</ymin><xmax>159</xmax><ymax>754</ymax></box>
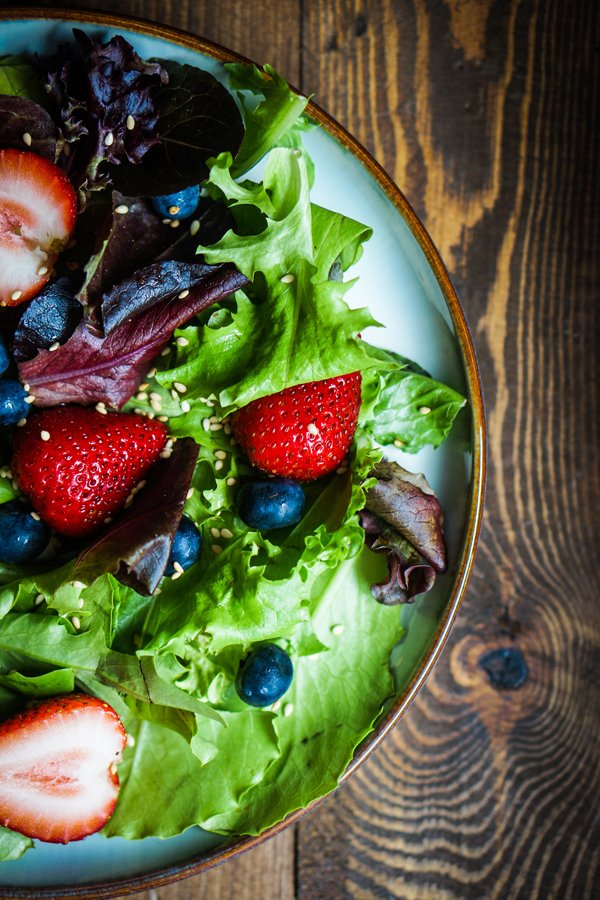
<box><xmin>73</xmin><ymin>437</ymin><xmax>199</xmax><ymax>596</ymax></box>
<box><xmin>109</xmin><ymin>60</ymin><xmax>244</xmax><ymax>197</ymax></box>
<box><xmin>18</xmin><ymin>263</ymin><xmax>248</xmax><ymax>409</ymax></box>
<box><xmin>361</xmin><ymin>460</ymin><xmax>447</xmax><ymax>605</ymax></box>
<box><xmin>43</xmin><ymin>29</ymin><xmax>167</xmax><ymax>196</ymax></box>
<box><xmin>0</xmin><ymin>96</ymin><xmax>57</xmax><ymax>160</ymax></box>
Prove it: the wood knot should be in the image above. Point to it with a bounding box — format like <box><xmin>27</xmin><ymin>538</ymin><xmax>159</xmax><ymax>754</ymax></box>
<box><xmin>479</xmin><ymin>647</ymin><xmax>529</xmax><ymax>691</ymax></box>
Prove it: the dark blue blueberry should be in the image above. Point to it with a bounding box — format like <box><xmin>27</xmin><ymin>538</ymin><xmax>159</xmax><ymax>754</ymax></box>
<box><xmin>0</xmin><ymin>501</ymin><xmax>51</xmax><ymax>564</ymax></box>
<box><xmin>13</xmin><ymin>279</ymin><xmax>81</xmax><ymax>360</ymax></box>
<box><xmin>152</xmin><ymin>185</ymin><xmax>200</xmax><ymax>220</ymax></box>
<box><xmin>236</xmin><ymin>644</ymin><xmax>294</xmax><ymax>707</ymax></box>
<box><xmin>0</xmin><ymin>333</ymin><xmax>10</xmax><ymax>375</ymax></box>
<box><xmin>479</xmin><ymin>647</ymin><xmax>528</xmax><ymax>690</ymax></box>
<box><xmin>237</xmin><ymin>478</ymin><xmax>306</xmax><ymax>531</ymax></box>
<box><xmin>165</xmin><ymin>515</ymin><xmax>202</xmax><ymax>576</ymax></box>
<box><xmin>0</xmin><ymin>381</ymin><xmax>30</xmax><ymax>426</ymax></box>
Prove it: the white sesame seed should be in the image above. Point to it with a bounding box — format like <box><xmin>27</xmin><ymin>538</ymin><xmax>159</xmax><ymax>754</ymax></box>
<box><xmin>205</xmin><ymin>399</ymin><xmax>215</xmax><ymax>408</ymax></box>
<box><xmin>173</xmin><ymin>382</ymin><xmax>187</xmax><ymax>394</ymax></box>
<box><xmin>77</xmin><ymin>597</ymin><xmax>84</xmax><ymax>609</ymax></box>
<box><xmin>224</xmin><ymin>423</ymin><xmax>232</xmax><ymax>435</ymax></box>
<box><xmin>126</xmin><ymin>733</ymin><xmax>136</xmax><ymax>747</ymax></box>
<box><xmin>215</xmin><ymin>460</ymin><xmax>224</xmax><ymax>471</ymax></box>
<box><xmin>332</xmin><ymin>624</ymin><xmax>344</xmax><ymax>636</ymax></box>
<box><xmin>22</xmin><ymin>383</ymin><xmax>30</xmax><ymax>392</ymax></box>
<box><xmin>170</xmin><ymin>569</ymin><xmax>183</xmax><ymax>580</ymax></box>
<box><xmin>16</xmin><ymin>418</ymin><xmax>26</xmax><ymax>427</ymax></box>
<box><xmin>95</xmin><ymin>402</ymin><xmax>108</xmax><ymax>415</ymax></box>
<box><xmin>210</xmin><ymin>423</ymin><xmax>223</xmax><ymax>431</ymax></box>
<box><xmin>40</xmin><ymin>430</ymin><xmax>50</xmax><ymax>441</ymax></box>
<box><xmin>161</xmin><ymin>347</ymin><xmax>171</xmax><ymax>357</ymax></box>
<box><xmin>158</xmin><ymin>415</ymin><xmax>169</xmax><ymax>422</ymax></box>
<box><xmin>10</xmin><ymin>290</ymin><xmax>22</xmax><ymax>301</ymax></box>
<box><xmin>186</xmin><ymin>487</ymin><xmax>194</xmax><ymax>499</ymax></box>
<box><xmin>173</xmin><ymin>561</ymin><xmax>184</xmax><ymax>575</ymax></box>
<box><xmin>271</xmin><ymin>700</ymin><xmax>282</xmax><ymax>712</ymax></box>
<box><xmin>170</xmin><ymin>220</ymin><xmax>181</xmax><ymax>229</ymax></box>
<box><xmin>169</xmin><ymin>205</ymin><xmax>181</xmax><ymax>215</ymax></box>
<box><xmin>418</xmin><ymin>406</ymin><xmax>431</xmax><ymax>415</ymax></box>
<box><xmin>147</xmin><ymin>391</ymin><xmax>160</xmax><ymax>402</ymax></box>
<box><xmin>37</xmin><ymin>265</ymin><xmax>49</xmax><ymax>276</ymax></box>
<box><xmin>136</xmin><ymin>481</ymin><xmax>146</xmax><ymax>492</ymax></box>
<box><xmin>48</xmin><ymin>341</ymin><xmax>60</xmax><ymax>351</ymax></box>
<box><xmin>147</xmin><ymin>368</ymin><xmax>157</xmax><ymax>378</ymax></box>
<box><xmin>176</xmin><ymin>336</ymin><xmax>189</xmax><ymax>346</ymax></box>
<box><xmin>72</xmin><ymin>581</ymin><xmax>86</xmax><ymax>590</ymax></box>
<box><xmin>22</xmin><ymin>132</ymin><xmax>32</xmax><ymax>146</ymax></box>
<box><xmin>71</xmin><ymin>616</ymin><xmax>81</xmax><ymax>630</ymax></box>
<box><xmin>226</xmin><ymin>477</ymin><xmax>237</xmax><ymax>486</ymax></box>
<box><xmin>115</xmin><ymin>204</ymin><xmax>129</xmax><ymax>215</ymax></box>
<box><xmin>209</xmin><ymin>415</ymin><xmax>219</xmax><ymax>423</ymax></box>
<box><xmin>215</xmin><ymin>450</ymin><xmax>227</xmax><ymax>459</ymax></box>
<box><xmin>280</xmin><ymin>273</ymin><xmax>295</xmax><ymax>284</ymax></box>
<box><xmin>202</xmin><ymin>418</ymin><xmax>211</xmax><ymax>431</ymax></box>
<box><xmin>189</xmin><ymin>219</ymin><xmax>200</xmax><ymax>236</ymax></box>
<box><xmin>30</xmin><ymin>511</ymin><xmax>41</xmax><ymax>521</ymax></box>
<box><xmin>211</xmin><ymin>544</ymin><xmax>223</xmax><ymax>555</ymax></box>
<box><xmin>210</xmin><ymin>527</ymin><xmax>221</xmax><ymax>539</ymax></box>
<box><xmin>220</xmin><ymin>527</ymin><xmax>233</xmax><ymax>539</ymax></box>
<box><xmin>160</xmin><ymin>448</ymin><xmax>172</xmax><ymax>459</ymax></box>
<box><xmin>283</xmin><ymin>703</ymin><xmax>294</xmax><ymax>717</ymax></box>
<box><xmin>307</xmin><ymin>423</ymin><xmax>319</xmax><ymax>436</ymax></box>
<box><xmin>162</xmin><ymin>218</ymin><xmax>172</xmax><ymax>225</ymax></box>
<box><xmin>104</xmin><ymin>131</ymin><xmax>114</xmax><ymax>146</ymax></box>
<box><xmin>180</xmin><ymin>400</ymin><xmax>191</xmax><ymax>413</ymax></box>
<box><xmin>150</xmin><ymin>399</ymin><xmax>162</xmax><ymax>413</ymax></box>
<box><xmin>25</xmin><ymin>395</ymin><xmax>36</xmax><ymax>404</ymax></box>
<box><xmin>126</xmin><ymin>114</ymin><xmax>135</xmax><ymax>130</ymax></box>
<box><xmin>393</xmin><ymin>439</ymin><xmax>405</xmax><ymax>448</ymax></box>
<box><xmin>35</xmin><ymin>594</ymin><xmax>44</xmax><ymax>605</ymax></box>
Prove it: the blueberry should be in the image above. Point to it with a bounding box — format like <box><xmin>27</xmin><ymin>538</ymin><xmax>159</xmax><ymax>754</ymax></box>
<box><xmin>236</xmin><ymin>644</ymin><xmax>294</xmax><ymax>707</ymax></box>
<box><xmin>0</xmin><ymin>333</ymin><xmax>10</xmax><ymax>375</ymax></box>
<box><xmin>13</xmin><ymin>279</ymin><xmax>81</xmax><ymax>361</ymax></box>
<box><xmin>0</xmin><ymin>501</ymin><xmax>51</xmax><ymax>564</ymax></box>
<box><xmin>152</xmin><ymin>185</ymin><xmax>200</xmax><ymax>220</ymax></box>
<box><xmin>0</xmin><ymin>381</ymin><xmax>30</xmax><ymax>425</ymax></box>
<box><xmin>237</xmin><ymin>478</ymin><xmax>305</xmax><ymax>531</ymax></box>
<box><xmin>165</xmin><ymin>515</ymin><xmax>202</xmax><ymax>576</ymax></box>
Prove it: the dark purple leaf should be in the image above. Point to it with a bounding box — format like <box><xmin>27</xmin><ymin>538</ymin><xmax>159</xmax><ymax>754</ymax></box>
<box><xmin>110</xmin><ymin>60</ymin><xmax>244</xmax><ymax>196</ymax></box>
<box><xmin>0</xmin><ymin>96</ymin><xmax>56</xmax><ymax>160</ymax></box>
<box><xmin>364</xmin><ymin>460</ymin><xmax>446</xmax><ymax>572</ymax></box>
<box><xmin>361</xmin><ymin>510</ymin><xmax>436</xmax><ymax>605</ymax></box>
<box><xmin>18</xmin><ymin>264</ymin><xmax>249</xmax><ymax>409</ymax></box>
<box><xmin>74</xmin><ymin>437</ymin><xmax>199</xmax><ymax>595</ymax></box>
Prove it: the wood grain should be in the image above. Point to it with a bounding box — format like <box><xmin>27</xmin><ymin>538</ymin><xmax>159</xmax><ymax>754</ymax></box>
<box><xmin>3</xmin><ymin>0</ymin><xmax>598</xmax><ymax>897</ymax></box>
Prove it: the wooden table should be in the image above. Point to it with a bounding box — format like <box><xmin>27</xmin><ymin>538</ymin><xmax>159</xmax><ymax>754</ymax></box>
<box><xmin>6</xmin><ymin>1</ymin><xmax>599</xmax><ymax>896</ymax></box>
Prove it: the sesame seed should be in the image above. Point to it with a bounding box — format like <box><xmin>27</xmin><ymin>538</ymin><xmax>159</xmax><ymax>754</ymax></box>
<box><xmin>224</xmin><ymin>423</ymin><xmax>232</xmax><ymax>435</ymax></box>
<box><xmin>136</xmin><ymin>391</ymin><xmax>148</xmax><ymax>401</ymax></box>
<box><xmin>48</xmin><ymin>341</ymin><xmax>60</xmax><ymax>352</ymax></box>
<box><xmin>180</xmin><ymin>400</ymin><xmax>191</xmax><ymax>413</ymax></box>
<box><xmin>29</xmin><ymin>512</ymin><xmax>40</xmax><ymax>522</ymax></box>
<box><xmin>150</xmin><ymin>399</ymin><xmax>162</xmax><ymax>413</ymax></box>
<box><xmin>104</xmin><ymin>131</ymin><xmax>114</xmax><ymax>146</ymax></box>
<box><xmin>210</xmin><ymin>527</ymin><xmax>221</xmax><ymax>539</ymax></box>
<box><xmin>115</xmin><ymin>204</ymin><xmax>129</xmax><ymax>215</ymax></box>
<box><xmin>170</xmin><ymin>569</ymin><xmax>183</xmax><ymax>580</ymax></box>
<box><xmin>186</xmin><ymin>487</ymin><xmax>194</xmax><ymax>499</ymax></box>
<box><xmin>136</xmin><ymin>481</ymin><xmax>146</xmax><ymax>492</ymax></box>
<box><xmin>126</xmin><ymin>114</ymin><xmax>135</xmax><ymax>130</ymax></box>
<box><xmin>148</xmin><ymin>368</ymin><xmax>157</xmax><ymax>378</ymax></box>
<box><xmin>202</xmin><ymin>418</ymin><xmax>211</xmax><ymax>431</ymax></box>
<box><xmin>226</xmin><ymin>477</ymin><xmax>237</xmax><ymax>486</ymax></box>
<box><xmin>25</xmin><ymin>395</ymin><xmax>36</xmax><ymax>404</ymax></box>
<box><xmin>126</xmin><ymin>733</ymin><xmax>136</xmax><ymax>747</ymax></box>
<box><xmin>280</xmin><ymin>273</ymin><xmax>295</xmax><ymax>284</ymax></box>
<box><xmin>205</xmin><ymin>398</ymin><xmax>215</xmax><ymax>408</ymax></box>
<box><xmin>16</xmin><ymin>418</ymin><xmax>26</xmax><ymax>427</ymax></box>
<box><xmin>220</xmin><ymin>528</ymin><xmax>233</xmax><ymax>539</ymax></box>
<box><xmin>331</xmin><ymin>624</ymin><xmax>344</xmax><ymax>636</ymax></box>
<box><xmin>37</xmin><ymin>265</ymin><xmax>49</xmax><ymax>276</ymax></box>
<box><xmin>271</xmin><ymin>700</ymin><xmax>282</xmax><ymax>712</ymax></box>
<box><xmin>77</xmin><ymin>597</ymin><xmax>84</xmax><ymax>609</ymax></box>
<box><xmin>71</xmin><ymin>616</ymin><xmax>81</xmax><ymax>630</ymax></box>
<box><xmin>162</xmin><ymin>218</ymin><xmax>172</xmax><ymax>225</ymax></box>
<box><xmin>307</xmin><ymin>423</ymin><xmax>319</xmax><ymax>436</ymax></box>
<box><xmin>336</xmin><ymin>466</ymin><xmax>348</xmax><ymax>475</ymax></box>
<box><xmin>125</xmin><ymin>495</ymin><xmax>134</xmax><ymax>507</ymax></box>
<box><xmin>160</xmin><ymin>347</ymin><xmax>171</xmax><ymax>357</ymax></box>
<box><xmin>95</xmin><ymin>402</ymin><xmax>108</xmax><ymax>415</ymax></box>
<box><xmin>158</xmin><ymin>415</ymin><xmax>169</xmax><ymax>422</ymax></box>
<box><xmin>215</xmin><ymin>450</ymin><xmax>227</xmax><ymax>459</ymax></box>
<box><xmin>73</xmin><ymin>581</ymin><xmax>86</xmax><ymax>589</ymax></box>
<box><xmin>173</xmin><ymin>561</ymin><xmax>184</xmax><ymax>575</ymax></box>
<box><xmin>283</xmin><ymin>703</ymin><xmax>294</xmax><ymax>717</ymax></box>
<box><xmin>40</xmin><ymin>430</ymin><xmax>50</xmax><ymax>441</ymax></box>
<box><xmin>22</xmin><ymin>383</ymin><xmax>30</xmax><ymax>392</ymax></box>
<box><xmin>168</xmin><ymin>205</ymin><xmax>181</xmax><ymax>215</ymax></box>
<box><xmin>418</xmin><ymin>406</ymin><xmax>432</xmax><ymax>415</ymax></box>
<box><xmin>22</xmin><ymin>132</ymin><xmax>32</xmax><ymax>146</ymax></box>
<box><xmin>35</xmin><ymin>594</ymin><xmax>45</xmax><ymax>605</ymax></box>
<box><xmin>211</xmin><ymin>544</ymin><xmax>223</xmax><ymax>555</ymax></box>
<box><xmin>160</xmin><ymin>448</ymin><xmax>172</xmax><ymax>459</ymax></box>
<box><xmin>10</xmin><ymin>290</ymin><xmax>22</xmax><ymax>301</ymax></box>
<box><xmin>210</xmin><ymin>422</ymin><xmax>223</xmax><ymax>431</ymax></box>
<box><xmin>176</xmin><ymin>336</ymin><xmax>189</xmax><ymax>346</ymax></box>
<box><xmin>173</xmin><ymin>382</ymin><xmax>187</xmax><ymax>393</ymax></box>
<box><xmin>215</xmin><ymin>460</ymin><xmax>224</xmax><ymax>471</ymax></box>
<box><xmin>103</xmin><ymin>516</ymin><xmax>113</xmax><ymax>524</ymax></box>
<box><xmin>189</xmin><ymin>219</ymin><xmax>200</xmax><ymax>236</ymax></box>
<box><xmin>148</xmin><ymin>391</ymin><xmax>160</xmax><ymax>402</ymax></box>
<box><xmin>170</xmin><ymin>220</ymin><xmax>181</xmax><ymax>229</ymax></box>
<box><xmin>393</xmin><ymin>439</ymin><xmax>405</xmax><ymax>448</ymax></box>
<box><xmin>209</xmin><ymin>415</ymin><xmax>219</xmax><ymax>423</ymax></box>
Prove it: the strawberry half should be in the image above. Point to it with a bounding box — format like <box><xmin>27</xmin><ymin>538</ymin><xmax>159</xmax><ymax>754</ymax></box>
<box><xmin>232</xmin><ymin>372</ymin><xmax>362</xmax><ymax>481</ymax></box>
<box><xmin>0</xmin><ymin>149</ymin><xmax>77</xmax><ymax>306</ymax></box>
<box><xmin>12</xmin><ymin>406</ymin><xmax>168</xmax><ymax>537</ymax></box>
<box><xmin>0</xmin><ymin>693</ymin><xmax>127</xmax><ymax>844</ymax></box>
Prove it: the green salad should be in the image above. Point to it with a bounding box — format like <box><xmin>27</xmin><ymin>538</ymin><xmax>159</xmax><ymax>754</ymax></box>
<box><xmin>0</xmin><ymin>30</ymin><xmax>466</xmax><ymax>860</ymax></box>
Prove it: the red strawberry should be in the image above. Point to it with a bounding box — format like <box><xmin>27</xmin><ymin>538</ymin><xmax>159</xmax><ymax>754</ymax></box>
<box><xmin>0</xmin><ymin>693</ymin><xmax>127</xmax><ymax>844</ymax></box>
<box><xmin>12</xmin><ymin>406</ymin><xmax>167</xmax><ymax>537</ymax></box>
<box><xmin>232</xmin><ymin>372</ymin><xmax>361</xmax><ymax>481</ymax></box>
<box><xmin>0</xmin><ymin>149</ymin><xmax>77</xmax><ymax>306</ymax></box>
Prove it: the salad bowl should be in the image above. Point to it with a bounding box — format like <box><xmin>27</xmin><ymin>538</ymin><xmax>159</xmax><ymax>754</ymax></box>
<box><xmin>0</xmin><ymin>8</ymin><xmax>485</xmax><ymax>898</ymax></box>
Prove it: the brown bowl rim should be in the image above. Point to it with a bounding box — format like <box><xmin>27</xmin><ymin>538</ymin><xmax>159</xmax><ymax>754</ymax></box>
<box><xmin>0</xmin><ymin>7</ymin><xmax>487</xmax><ymax>898</ymax></box>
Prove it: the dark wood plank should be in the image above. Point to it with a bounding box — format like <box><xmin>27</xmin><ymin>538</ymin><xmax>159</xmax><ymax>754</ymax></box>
<box><xmin>298</xmin><ymin>0</ymin><xmax>600</xmax><ymax>897</ymax></box>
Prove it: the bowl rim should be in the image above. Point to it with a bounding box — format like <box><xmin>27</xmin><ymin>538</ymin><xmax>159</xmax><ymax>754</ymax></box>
<box><xmin>0</xmin><ymin>7</ymin><xmax>487</xmax><ymax>898</ymax></box>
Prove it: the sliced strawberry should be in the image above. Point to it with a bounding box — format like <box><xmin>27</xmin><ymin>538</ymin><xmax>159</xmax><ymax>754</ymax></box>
<box><xmin>0</xmin><ymin>693</ymin><xmax>127</xmax><ymax>844</ymax></box>
<box><xmin>0</xmin><ymin>149</ymin><xmax>77</xmax><ymax>306</ymax></box>
<box><xmin>12</xmin><ymin>406</ymin><xmax>168</xmax><ymax>537</ymax></box>
<box><xmin>232</xmin><ymin>372</ymin><xmax>362</xmax><ymax>481</ymax></box>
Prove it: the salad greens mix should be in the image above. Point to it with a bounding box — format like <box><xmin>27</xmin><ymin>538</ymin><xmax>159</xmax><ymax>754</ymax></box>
<box><xmin>0</xmin><ymin>31</ymin><xmax>466</xmax><ymax>859</ymax></box>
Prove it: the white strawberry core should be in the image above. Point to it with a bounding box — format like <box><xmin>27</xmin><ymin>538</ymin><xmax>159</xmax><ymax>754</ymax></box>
<box><xmin>0</xmin><ymin>708</ymin><xmax>124</xmax><ymax>842</ymax></box>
